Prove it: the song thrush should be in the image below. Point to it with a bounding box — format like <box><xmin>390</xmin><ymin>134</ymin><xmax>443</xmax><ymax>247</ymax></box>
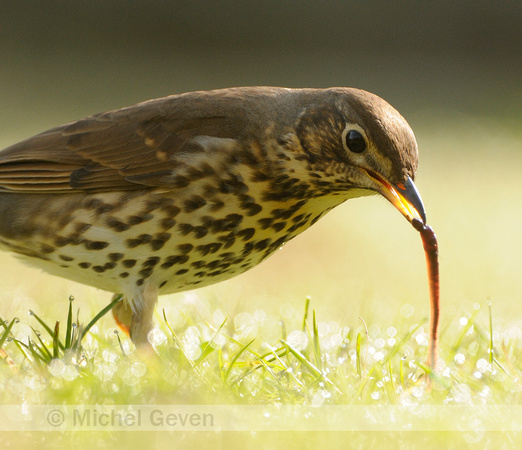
<box><xmin>0</xmin><ymin>87</ymin><xmax>426</xmax><ymax>349</ymax></box>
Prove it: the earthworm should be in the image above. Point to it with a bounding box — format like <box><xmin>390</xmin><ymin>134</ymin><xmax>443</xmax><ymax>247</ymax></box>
<box><xmin>412</xmin><ymin>218</ymin><xmax>440</xmax><ymax>371</ymax></box>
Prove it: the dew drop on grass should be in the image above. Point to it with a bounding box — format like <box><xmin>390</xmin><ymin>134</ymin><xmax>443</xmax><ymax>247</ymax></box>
<box><xmin>411</xmin><ymin>386</ymin><xmax>424</xmax><ymax>398</ymax></box>
<box><xmin>131</xmin><ymin>361</ymin><xmax>146</xmax><ymax>378</ymax></box>
<box><xmin>311</xmin><ymin>389</ymin><xmax>327</xmax><ymax>406</ymax></box>
<box><xmin>454</xmin><ymin>353</ymin><xmax>466</xmax><ymax>364</ymax></box>
<box><xmin>373</xmin><ymin>351</ymin><xmax>384</xmax><ymax>362</ymax></box>
<box><xmin>329</xmin><ymin>333</ymin><xmax>342</xmax><ymax>349</ymax></box>
<box><xmin>147</xmin><ymin>328</ymin><xmax>167</xmax><ymax>346</ymax></box>
<box><xmin>401</xmin><ymin>345</ymin><xmax>415</xmax><ymax>359</ymax></box>
<box><xmin>48</xmin><ymin>359</ymin><xmax>65</xmax><ymax>377</ymax></box>
<box><xmin>122</xmin><ymin>371</ymin><xmax>139</xmax><ymax>386</ymax></box>
<box><xmin>234</xmin><ymin>313</ymin><xmax>255</xmax><ymax>339</ymax></box>
<box><xmin>451</xmin><ymin>383</ymin><xmax>472</xmax><ymax>404</ymax></box>
<box><xmin>479</xmin><ymin>386</ymin><xmax>491</xmax><ymax>398</ymax></box>
<box><xmin>340</xmin><ymin>326</ymin><xmax>350</xmax><ymax>337</ymax></box>
<box><xmin>23</xmin><ymin>374</ymin><xmax>46</xmax><ymax>392</ymax></box>
<box><xmin>62</xmin><ymin>364</ymin><xmax>78</xmax><ymax>381</ymax></box>
<box><xmin>213</xmin><ymin>309</ymin><xmax>226</xmax><ymax>326</ymax></box>
<box><xmin>287</xmin><ymin>330</ymin><xmax>308</xmax><ymax>351</ymax></box>
<box><xmin>400</xmin><ymin>304</ymin><xmax>414</xmax><ymax>318</ymax></box>
<box><xmin>387</xmin><ymin>327</ymin><xmax>397</xmax><ymax>338</ymax></box>
<box><xmin>279</xmin><ymin>303</ymin><xmax>296</xmax><ymax>319</ymax></box>
<box><xmin>328</xmin><ymin>321</ymin><xmax>340</xmax><ymax>334</ymax></box>
<box><xmin>182</xmin><ymin>326</ymin><xmax>202</xmax><ymax>360</ymax></box>
<box><xmin>415</xmin><ymin>333</ymin><xmax>428</xmax><ymax>346</ymax></box>
<box><xmin>460</xmin><ymin>317</ymin><xmax>468</xmax><ymax>326</ymax></box>
<box><xmin>318</xmin><ymin>322</ymin><xmax>329</xmax><ymax>337</ymax></box>
<box><xmin>103</xmin><ymin>349</ymin><xmax>119</xmax><ymax>363</ymax></box>
<box><xmin>369</xmin><ymin>324</ymin><xmax>380</xmax><ymax>338</ymax></box>
<box><xmin>476</xmin><ymin>358</ymin><xmax>492</xmax><ymax>373</ymax></box>
<box><xmin>94</xmin><ymin>361</ymin><xmax>117</xmax><ymax>382</ymax></box>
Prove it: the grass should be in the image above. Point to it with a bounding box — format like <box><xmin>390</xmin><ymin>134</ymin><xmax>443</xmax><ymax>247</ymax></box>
<box><xmin>1</xmin><ymin>293</ymin><xmax>520</xmax><ymax>408</ymax></box>
<box><xmin>2</xmin><ymin>293</ymin><xmax>522</xmax><ymax>448</ymax></box>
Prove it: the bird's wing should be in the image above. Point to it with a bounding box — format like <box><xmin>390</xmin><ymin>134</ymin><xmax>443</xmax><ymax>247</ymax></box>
<box><xmin>0</xmin><ymin>95</ymin><xmax>246</xmax><ymax>193</ymax></box>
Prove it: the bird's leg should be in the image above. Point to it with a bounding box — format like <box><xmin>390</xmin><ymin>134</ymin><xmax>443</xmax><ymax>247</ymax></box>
<box><xmin>128</xmin><ymin>283</ymin><xmax>159</xmax><ymax>355</ymax></box>
<box><xmin>110</xmin><ymin>286</ymin><xmax>159</xmax><ymax>356</ymax></box>
<box><xmin>112</xmin><ymin>294</ymin><xmax>132</xmax><ymax>336</ymax></box>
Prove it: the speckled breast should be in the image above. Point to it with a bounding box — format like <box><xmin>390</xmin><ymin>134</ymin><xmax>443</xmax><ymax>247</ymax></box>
<box><xmin>0</xmin><ymin>181</ymin><xmax>330</xmax><ymax>296</ymax></box>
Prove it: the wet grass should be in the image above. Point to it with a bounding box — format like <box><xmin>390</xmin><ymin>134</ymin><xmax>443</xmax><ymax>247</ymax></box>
<box><xmin>1</xmin><ymin>294</ymin><xmax>520</xmax><ymax>408</ymax></box>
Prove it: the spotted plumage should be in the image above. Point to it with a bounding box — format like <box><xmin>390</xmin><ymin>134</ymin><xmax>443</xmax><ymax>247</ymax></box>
<box><xmin>0</xmin><ymin>86</ymin><xmax>426</xmax><ymax>349</ymax></box>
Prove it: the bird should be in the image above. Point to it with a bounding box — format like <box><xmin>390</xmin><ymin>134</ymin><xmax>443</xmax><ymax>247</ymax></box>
<box><xmin>0</xmin><ymin>86</ymin><xmax>426</xmax><ymax>350</ymax></box>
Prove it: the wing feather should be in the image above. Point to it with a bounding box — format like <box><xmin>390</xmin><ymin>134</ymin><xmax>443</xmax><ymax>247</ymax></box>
<box><xmin>0</xmin><ymin>91</ymin><xmax>250</xmax><ymax>193</ymax></box>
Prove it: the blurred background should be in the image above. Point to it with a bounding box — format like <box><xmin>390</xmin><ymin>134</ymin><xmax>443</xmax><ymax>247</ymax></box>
<box><xmin>0</xmin><ymin>2</ymin><xmax>521</xmax><ymax>333</ymax></box>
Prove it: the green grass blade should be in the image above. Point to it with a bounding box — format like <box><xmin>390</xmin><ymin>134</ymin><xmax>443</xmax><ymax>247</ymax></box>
<box><xmin>65</xmin><ymin>296</ymin><xmax>74</xmax><ymax>349</ymax></box>
<box><xmin>30</xmin><ymin>327</ymin><xmax>53</xmax><ymax>361</ymax></box>
<box><xmin>224</xmin><ymin>338</ymin><xmax>255</xmax><ymax>382</ymax></box>
<box><xmin>0</xmin><ymin>318</ymin><xmax>17</xmax><ymax>348</ymax></box>
<box><xmin>450</xmin><ymin>307</ymin><xmax>481</xmax><ymax>359</ymax></box>
<box><xmin>10</xmin><ymin>338</ymin><xmax>32</xmax><ymax>362</ymax></box>
<box><xmin>115</xmin><ymin>330</ymin><xmax>126</xmax><ymax>356</ymax></box>
<box><xmin>312</xmin><ymin>309</ymin><xmax>322</xmax><ymax>370</ymax></box>
<box><xmin>25</xmin><ymin>338</ymin><xmax>49</xmax><ymax>366</ymax></box>
<box><xmin>162</xmin><ymin>309</ymin><xmax>210</xmax><ymax>389</ymax></box>
<box><xmin>302</xmin><ymin>296</ymin><xmax>310</xmax><ymax>332</ymax></box>
<box><xmin>81</xmin><ymin>294</ymin><xmax>123</xmax><ymax>341</ymax></box>
<box><xmin>196</xmin><ymin>316</ymin><xmax>228</xmax><ymax>366</ymax></box>
<box><xmin>266</xmin><ymin>344</ymin><xmax>304</xmax><ymax>389</ymax></box>
<box><xmin>52</xmin><ymin>322</ymin><xmax>60</xmax><ymax>359</ymax></box>
<box><xmin>162</xmin><ymin>309</ymin><xmax>190</xmax><ymax>362</ymax></box>
<box><xmin>381</xmin><ymin>323</ymin><xmax>422</xmax><ymax>367</ymax></box>
<box><xmin>282</xmin><ymin>340</ymin><xmax>321</xmax><ymax>379</ymax></box>
<box><xmin>29</xmin><ymin>310</ymin><xmax>65</xmax><ymax>351</ymax></box>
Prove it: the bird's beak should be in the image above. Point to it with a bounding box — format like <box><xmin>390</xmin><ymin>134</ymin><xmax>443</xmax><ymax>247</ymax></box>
<box><xmin>364</xmin><ymin>170</ymin><xmax>427</xmax><ymax>224</ymax></box>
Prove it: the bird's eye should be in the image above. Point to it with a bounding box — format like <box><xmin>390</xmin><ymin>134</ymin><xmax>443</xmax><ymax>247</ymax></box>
<box><xmin>345</xmin><ymin>130</ymin><xmax>366</xmax><ymax>153</ymax></box>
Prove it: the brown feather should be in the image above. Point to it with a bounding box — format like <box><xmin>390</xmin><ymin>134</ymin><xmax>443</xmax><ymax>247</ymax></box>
<box><xmin>0</xmin><ymin>89</ymin><xmax>263</xmax><ymax>193</ymax></box>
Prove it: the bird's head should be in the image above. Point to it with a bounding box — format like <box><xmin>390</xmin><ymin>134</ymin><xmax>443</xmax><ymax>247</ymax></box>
<box><xmin>294</xmin><ymin>87</ymin><xmax>426</xmax><ymax>224</ymax></box>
